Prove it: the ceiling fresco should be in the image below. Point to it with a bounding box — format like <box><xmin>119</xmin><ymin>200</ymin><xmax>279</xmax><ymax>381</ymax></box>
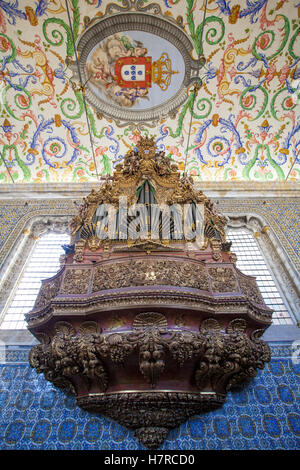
<box><xmin>72</xmin><ymin>11</ymin><xmax>201</xmax><ymax>122</ymax></box>
<box><xmin>0</xmin><ymin>0</ymin><xmax>299</xmax><ymax>184</ymax></box>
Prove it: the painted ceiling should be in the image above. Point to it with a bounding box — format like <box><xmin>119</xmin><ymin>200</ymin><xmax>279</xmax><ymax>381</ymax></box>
<box><xmin>0</xmin><ymin>0</ymin><xmax>299</xmax><ymax>184</ymax></box>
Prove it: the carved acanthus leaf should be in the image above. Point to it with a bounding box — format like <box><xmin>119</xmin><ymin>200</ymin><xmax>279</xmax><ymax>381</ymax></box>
<box><xmin>92</xmin><ymin>260</ymin><xmax>209</xmax><ymax>292</ymax></box>
<box><xmin>34</xmin><ymin>276</ymin><xmax>61</xmax><ymax>310</ymax></box>
<box><xmin>195</xmin><ymin>324</ymin><xmax>271</xmax><ymax>392</ymax></box>
<box><xmin>61</xmin><ymin>268</ymin><xmax>91</xmax><ymax>294</ymax></box>
<box><xmin>208</xmin><ymin>267</ymin><xmax>239</xmax><ymax>292</ymax></box>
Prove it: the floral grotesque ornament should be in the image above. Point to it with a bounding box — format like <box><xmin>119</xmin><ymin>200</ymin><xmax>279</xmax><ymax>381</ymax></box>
<box><xmin>27</xmin><ymin>136</ymin><xmax>272</xmax><ymax>449</ymax></box>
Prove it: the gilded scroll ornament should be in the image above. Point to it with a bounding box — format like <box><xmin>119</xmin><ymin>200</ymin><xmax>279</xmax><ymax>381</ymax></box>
<box><xmin>61</xmin><ymin>268</ymin><xmax>91</xmax><ymax>294</ymax></box>
<box><xmin>208</xmin><ymin>267</ymin><xmax>239</xmax><ymax>292</ymax></box>
<box><xmin>92</xmin><ymin>260</ymin><xmax>209</xmax><ymax>292</ymax></box>
<box><xmin>69</xmin><ymin>136</ymin><xmax>227</xmax><ymax>247</ymax></box>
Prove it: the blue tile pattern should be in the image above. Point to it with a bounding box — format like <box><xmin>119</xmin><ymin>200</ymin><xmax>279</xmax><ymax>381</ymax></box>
<box><xmin>0</xmin><ymin>343</ymin><xmax>299</xmax><ymax>450</ymax></box>
<box><xmin>262</xmin><ymin>202</ymin><xmax>300</xmax><ymax>256</ymax></box>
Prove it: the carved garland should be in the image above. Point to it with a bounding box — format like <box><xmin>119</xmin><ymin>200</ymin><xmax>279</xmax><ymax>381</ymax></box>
<box><xmin>29</xmin><ymin>314</ymin><xmax>270</xmax><ymax>448</ymax></box>
<box><xmin>30</xmin><ymin>316</ymin><xmax>271</xmax><ymax>393</ymax></box>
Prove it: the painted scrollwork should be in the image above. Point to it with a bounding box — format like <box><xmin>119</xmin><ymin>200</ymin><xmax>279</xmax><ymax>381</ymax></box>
<box><xmin>72</xmin><ymin>10</ymin><xmax>202</xmax><ymax>125</ymax></box>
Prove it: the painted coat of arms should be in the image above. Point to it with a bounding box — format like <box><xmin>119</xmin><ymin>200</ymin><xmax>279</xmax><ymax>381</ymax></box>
<box><xmin>73</xmin><ymin>12</ymin><xmax>202</xmax><ymax>123</ymax></box>
<box><xmin>86</xmin><ymin>34</ymin><xmax>178</xmax><ymax>108</ymax></box>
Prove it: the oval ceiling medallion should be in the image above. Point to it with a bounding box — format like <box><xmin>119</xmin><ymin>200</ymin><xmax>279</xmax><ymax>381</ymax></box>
<box><xmin>71</xmin><ymin>12</ymin><xmax>203</xmax><ymax>125</ymax></box>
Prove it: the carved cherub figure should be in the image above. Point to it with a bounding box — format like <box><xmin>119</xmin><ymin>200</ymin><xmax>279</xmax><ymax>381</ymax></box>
<box><xmin>123</xmin><ymin>150</ymin><xmax>140</xmax><ymax>175</ymax></box>
<box><xmin>155</xmin><ymin>151</ymin><xmax>173</xmax><ymax>177</ymax></box>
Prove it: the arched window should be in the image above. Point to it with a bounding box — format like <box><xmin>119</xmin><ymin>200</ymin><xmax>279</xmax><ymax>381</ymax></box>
<box><xmin>0</xmin><ymin>232</ymin><xmax>70</xmax><ymax>330</ymax></box>
<box><xmin>227</xmin><ymin>228</ymin><xmax>294</xmax><ymax>325</ymax></box>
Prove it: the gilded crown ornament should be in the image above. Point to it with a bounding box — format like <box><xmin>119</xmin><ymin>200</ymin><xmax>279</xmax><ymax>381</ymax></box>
<box><xmin>151</xmin><ymin>52</ymin><xmax>179</xmax><ymax>91</ymax></box>
<box><xmin>26</xmin><ymin>136</ymin><xmax>272</xmax><ymax>449</ymax></box>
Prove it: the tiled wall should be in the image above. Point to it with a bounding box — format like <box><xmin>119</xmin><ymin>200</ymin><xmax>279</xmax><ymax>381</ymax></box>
<box><xmin>0</xmin><ymin>198</ymin><xmax>299</xmax><ymax>450</ymax></box>
<box><xmin>0</xmin><ymin>200</ymin><xmax>75</xmax><ymax>250</ymax></box>
<box><xmin>0</xmin><ymin>344</ymin><xmax>299</xmax><ymax>450</ymax></box>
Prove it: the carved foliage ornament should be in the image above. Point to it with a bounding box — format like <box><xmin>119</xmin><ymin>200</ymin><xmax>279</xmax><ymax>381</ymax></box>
<box><xmin>208</xmin><ymin>267</ymin><xmax>239</xmax><ymax>293</ymax></box>
<box><xmin>70</xmin><ymin>9</ymin><xmax>204</xmax><ymax>125</ymax></box>
<box><xmin>30</xmin><ymin>258</ymin><xmax>268</xmax><ymax>320</ymax></box>
<box><xmin>34</xmin><ymin>276</ymin><xmax>61</xmax><ymax>310</ymax></box>
<box><xmin>69</xmin><ymin>136</ymin><xmax>228</xmax><ymax>247</ymax></box>
<box><xmin>92</xmin><ymin>259</ymin><xmax>210</xmax><ymax>292</ymax></box>
<box><xmin>61</xmin><ymin>268</ymin><xmax>91</xmax><ymax>295</ymax></box>
<box><xmin>29</xmin><ymin>314</ymin><xmax>270</xmax><ymax>448</ymax></box>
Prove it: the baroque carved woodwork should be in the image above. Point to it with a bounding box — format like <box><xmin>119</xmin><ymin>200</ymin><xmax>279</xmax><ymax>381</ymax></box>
<box><xmin>92</xmin><ymin>259</ymin><xmax>210</xmax><ymax>292</ymax></box>
<box><xmin>29</xmin><ymin>314</ymin><xmax>270</xmax><ymax>449</ymax></box>
<box><xmin>61</xmin><ymin>269</ymin><xmax>91</xmax><ymax>295</ymax></box>
<box><xmin>207</xmin><ymin>267</ymin><xmax>239</xmax><ymax>292</ymax></box>
<box><xmin>27</xmin><ymin>136</ymin><xmax>272</xmax><ymax>449</ymax></box>
<box><xmin>34</xmin><ymin>277</ymin><xmax>61</xmax><ymax>310</ymax></box>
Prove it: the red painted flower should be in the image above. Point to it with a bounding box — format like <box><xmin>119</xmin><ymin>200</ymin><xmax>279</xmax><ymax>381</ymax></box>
<box><xmin>257</xmin><ymin>33</ymin><xmax>271</xmax><ymax>50</ymax></box>
<box><xmin>242</xmin><ymin>95</ymin><xmax>254</xmax><ymax>108</ymax></box>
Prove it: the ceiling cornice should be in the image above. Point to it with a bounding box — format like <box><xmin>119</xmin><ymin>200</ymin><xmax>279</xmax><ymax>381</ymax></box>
<box><xmin>0</xmin><ymin>181</ymin><xmax>299</xmax><ymax>200</ymax></box>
